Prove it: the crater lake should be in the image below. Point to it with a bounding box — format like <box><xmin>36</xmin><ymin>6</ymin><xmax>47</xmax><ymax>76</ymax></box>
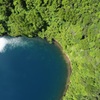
<box><xmin>0</xmin><ymin>36</ymin><xmax>68</xmax><ymax>100</ymax></box>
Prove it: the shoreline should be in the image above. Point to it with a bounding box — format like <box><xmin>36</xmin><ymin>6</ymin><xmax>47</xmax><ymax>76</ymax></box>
<box><xmin>52</xmin><ymin>38</ymin><xmax>72</xmax><ymax>100</ymax></box>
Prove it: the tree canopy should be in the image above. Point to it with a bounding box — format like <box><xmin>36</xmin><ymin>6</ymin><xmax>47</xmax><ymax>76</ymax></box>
<box><xmin>0</xmin><ymin>0</ymin><xmax>100</xmax><ymax>100</ymax></box>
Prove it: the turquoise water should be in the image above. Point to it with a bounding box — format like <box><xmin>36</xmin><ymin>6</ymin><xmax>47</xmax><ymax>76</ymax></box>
<box><xmin>0</xmin><ymin>36</ymin><xmax>68</xmax><ymax>100</ymax></box>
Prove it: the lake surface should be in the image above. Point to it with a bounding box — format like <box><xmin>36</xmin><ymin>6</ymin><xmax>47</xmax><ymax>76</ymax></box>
<box><xmin>0</xmin><ymin>36</ymin><xmax>68</xmax><ymax>100</ymax></box>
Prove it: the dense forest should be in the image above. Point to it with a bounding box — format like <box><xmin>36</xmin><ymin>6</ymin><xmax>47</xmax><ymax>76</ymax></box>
<box><xmin>0</xmin><ymin>0</ymin><xmax>100</xmax><ymax>100</ymax></box>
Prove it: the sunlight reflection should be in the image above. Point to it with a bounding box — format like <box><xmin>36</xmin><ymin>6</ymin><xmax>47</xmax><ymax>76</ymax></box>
<box><xmin>0</xmin><ymin>37</ymin><xmax>28</xmax><ymax>53</ymax></box>
<box><xmin>0</xmin><ymin>37</ymin><xmax>7</xmax><ymax>53</ymax></box>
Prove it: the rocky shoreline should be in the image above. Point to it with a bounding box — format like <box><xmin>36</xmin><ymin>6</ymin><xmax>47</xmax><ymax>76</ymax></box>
<box><xmin>52</xmin><ymin>38</ymin><xmax>72</xmax><ymax>100</ymax></box>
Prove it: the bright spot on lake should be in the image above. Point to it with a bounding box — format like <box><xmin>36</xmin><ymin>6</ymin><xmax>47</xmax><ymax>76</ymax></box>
<box><xmin>0</xmin><ymin>37</ymin><xmax>7</xmax><ymax>52</ymax></box>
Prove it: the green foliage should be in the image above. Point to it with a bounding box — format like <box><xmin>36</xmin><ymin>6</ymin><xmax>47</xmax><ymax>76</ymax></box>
<box><xmin>0</xmin><ymin>0</ymin><xmax>100</xmax><ymax>100</ymax></box>
<box><xmin>0</xmin><ymin>5</ymin><xmax>6</xmax><ymax>20</ymax></box>
<box><xmin>0</xmin><ymin>24</ymin><xmax>5</xmax><ymax>35</ymax></box>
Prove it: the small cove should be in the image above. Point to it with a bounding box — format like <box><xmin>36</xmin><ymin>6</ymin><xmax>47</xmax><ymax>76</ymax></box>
<box><xmin>0</xmin><ymin>36</ymin><xmax>69</xmax><ymax>100</ymax></box>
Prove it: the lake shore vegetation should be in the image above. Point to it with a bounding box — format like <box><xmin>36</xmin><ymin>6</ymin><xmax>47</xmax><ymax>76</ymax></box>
<box><xmin>0</xmin><ymin>0</ymin><xmax>100</xmax><ymax>100</ymax></box>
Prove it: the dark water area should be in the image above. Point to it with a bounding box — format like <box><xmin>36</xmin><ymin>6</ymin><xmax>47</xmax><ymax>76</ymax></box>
<box><xmin>0</xmin><ymin>36</ymin><xmax>68</xmax><ymax>100</ymax></box>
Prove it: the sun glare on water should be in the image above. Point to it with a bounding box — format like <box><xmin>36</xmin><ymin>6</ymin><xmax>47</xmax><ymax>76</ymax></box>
<box><xmin>0</xmin><ymin>37</ymin><xmax>7</xmax><ymax>53</ymax></box>
<box><xmin>0</xmin><ymin>37</ymin><xmax>28</xmax><ymax>53</ymax></box>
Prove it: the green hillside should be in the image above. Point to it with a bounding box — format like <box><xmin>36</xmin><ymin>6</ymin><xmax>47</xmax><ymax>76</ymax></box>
<box><xmin>0</xmin><ymin>0</ymin><xmax>100</xmax><ymax>99</ymax></box>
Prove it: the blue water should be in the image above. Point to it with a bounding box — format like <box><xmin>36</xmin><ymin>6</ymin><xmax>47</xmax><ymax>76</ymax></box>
<box><xmin>0</xmin><ymin>36</ymin><xmax>68</xmax><ymax>100</ymax></box>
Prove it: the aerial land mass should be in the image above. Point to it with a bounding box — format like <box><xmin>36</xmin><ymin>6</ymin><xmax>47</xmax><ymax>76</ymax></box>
<box><xmin>0</xmin><ymin>0</ymin><xmax>100</xmax><ymax>100</ymax></box>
